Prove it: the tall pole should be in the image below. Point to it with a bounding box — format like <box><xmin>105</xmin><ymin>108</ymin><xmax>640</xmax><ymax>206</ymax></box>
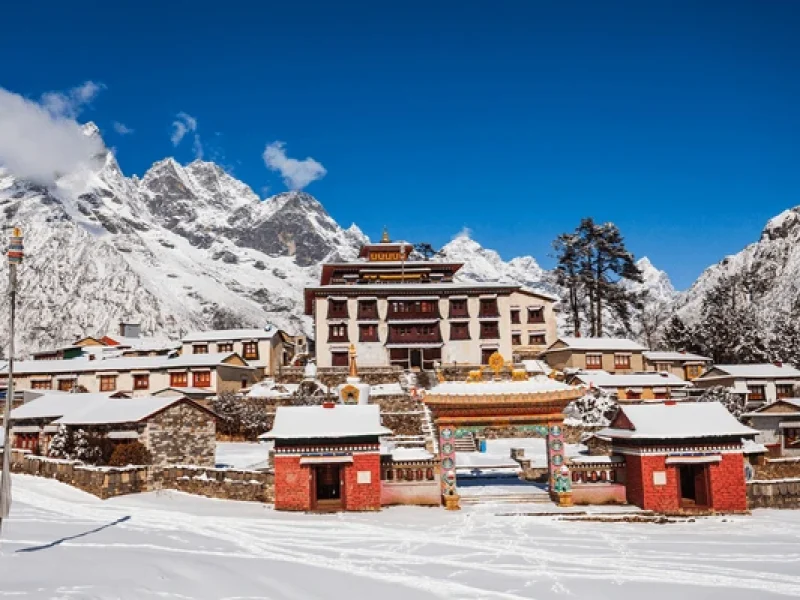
<box><xmin>0</xmin><ymin>227</ymin><xmax>23</xmax><ymax>536</ymax></box>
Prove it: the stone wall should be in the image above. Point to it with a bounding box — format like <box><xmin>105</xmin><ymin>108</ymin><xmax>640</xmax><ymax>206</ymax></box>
<box><xmin>144</xmin><ymin>401</ymin><xmax>216</xmax><ymax>467</ymax></box>
<box><xmin>159</xmin><ymin>465</ymin><xmax>274</xmax><ymax>503</ymax></box>
<box><xmin>754</xmin><ymin>457</ymin><xmax>800</xmax><ymax>480</ymax></box>
<box><xmin>748</xmin><ymin>479</ymin><xmax>800</xmax><ymax>509</ymax></box>
<box><xmin>277</xmin><ymin>367</ymin><xmax>403</xmax><ymax>386</ymax></box>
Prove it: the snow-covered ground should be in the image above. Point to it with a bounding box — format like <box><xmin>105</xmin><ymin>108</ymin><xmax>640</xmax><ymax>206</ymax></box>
<box><xmin>215</xmin><ymin>441</ymin><xmax>271</xmax><ymax>469</ymax></box>
<box><xmin>2</xmin><ymin>475</ymin><xmax>800</xmax><ymax>599</ymax></box>
<box><xmin>456</xmin><ymin>438</ymin><xmax>585</xmax><ymax>470</ymax></box>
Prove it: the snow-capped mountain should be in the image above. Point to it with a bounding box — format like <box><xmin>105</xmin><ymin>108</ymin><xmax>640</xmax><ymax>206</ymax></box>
<box><xmin>628</xmin><ymin>257</ymin><xmax>678</xmax><ymax>305</ymax></box>
<box><xmin>675</xmin><ymin>206</ymin><xmax>800</xmax><ymax>324</ymax></box>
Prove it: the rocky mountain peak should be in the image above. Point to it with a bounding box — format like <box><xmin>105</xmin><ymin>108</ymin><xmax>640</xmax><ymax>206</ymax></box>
<box><xmin>761</xmin><ymin>207</ymin><xmax>800</xmax><ymax>242</ymax></box>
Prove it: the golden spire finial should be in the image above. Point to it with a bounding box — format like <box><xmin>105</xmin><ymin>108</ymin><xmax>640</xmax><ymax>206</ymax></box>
<box><xmin>381</xmin><ymin>227</ymin><xmax>390</xmax><ymax>243</ymax></box>
<box><xmin>348</xmin><ymin>343</ymin><xmax>358</xmax><ymax>378</ymax></box>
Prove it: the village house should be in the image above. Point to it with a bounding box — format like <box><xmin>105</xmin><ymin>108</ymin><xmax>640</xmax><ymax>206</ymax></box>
<box><xmin>693</xmin><ymin>363</ymin><xmax>800</xmax><ymax>408</ymax></box>
<box><xmin>599</xmin><ymin>402</ymin><xmax>756</xmax><ymax>513</ymax></box>
<box><xmin>541</xmin><ymin>337</ymin><xmax>646</xmax><ymax>374</ymax></box>
<box><xmin>33</xmin><ymin>322</ymin><xmax>180</xmax><ymax>361</ymax></box>
<box><xmin>567</xmin><ymin>371</ymin><xmax>693</xmax><ymax>402</ymax></box>
<box><xmin>0</xmin><ymin>352</ymin><xmax>257</xmax><ymax>397</ymax></box>
<box><xmin>305</xmin><ymin>232</ymin><xmax>558</xmax><ymax>370</ymax></box>
<box><xmin>642</xmin><ymin>350</ymin><xmax>712</xmax><ymax>381</ymax></box>
<box><xmin>264</xmin><ymin>403</ymin><xmax>391</xmax><ymax>511</ymax></box>
<box><xmin>742</xmin><ymin>399</ymin><xmax>800</xmax><ymax>457</ymax></box>
<box><xmin>8</xmin><ymin>392</ymin><xmax>217</xmax><ymax>466</ymax></box>
<box><xmin>181</xmin><ymin>325</ymin><xmax>302</xmax><ymax>377</ymax></box>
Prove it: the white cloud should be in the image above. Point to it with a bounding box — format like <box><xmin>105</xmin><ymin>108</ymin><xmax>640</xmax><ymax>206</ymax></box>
<box><xmin>113</xmin><ymin>121</ymin><xmax>134</xmax><ymax>135</ymax></box>
<box><xmin>192</xmin><ymin>134</ymin><xmax>204</xmax><ymax>160</ymax></box>
<box><xmin>0</xmin><ymin>87</ymin><xmax>105</xmax><ymax>185</ymax></box>
<box><xmin>171</xmin><ymin>112</ymin><xmax>197</xmax><ymax>146</ymax></box>
<box><xmin>262</xmin><ymin>141</ymin><xmax>326</xmax><ymax>190</ymax></box>
<box><xmin>40</xmin><ymin>80</ymin><xmax>105</xmax><ymax>119</ymax></box>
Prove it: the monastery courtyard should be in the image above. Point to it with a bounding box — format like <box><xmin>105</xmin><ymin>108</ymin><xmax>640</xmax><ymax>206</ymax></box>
<box><xmin>1</xmin><ymin>474</ymin><xmax>799</xmax><ymax>599</ymax></box>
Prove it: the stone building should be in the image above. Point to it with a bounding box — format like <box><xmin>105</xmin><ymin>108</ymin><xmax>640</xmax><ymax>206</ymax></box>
<box><xmin>599</xmin><ymin>402</ymin><xmax>756</xmax><ymax>513</ymax></box>
<box><xmin>742</xmin><ymin>399</ymin><xmax>800</xmax><ymax>457</ymax></box>
<box><xmin>642</xmin><ymin>350</ymin><xmax>712</xmax><ymax>381</ymax></box>
<box><xmin>264</xmin><ymin>403</ymin><xmax>391</xmax><ymax>511</ymax></box>
<box><xmin>8</xmin><ymin>393</ymin><xmax>217</xmax><ymax>466</ymax></box>
<box><xmin>541</xmin><ymin>337</ymin><xmax>646</xmax><ymax>374</ymax></box>
<box><xmin>567</xmin><ymin>371</ymin><xmax>692</xmax><ymax>402</ymax></box>
<box><xmin>693</xmin><ymin>363</ymin><xmax>800</xmax><ymax>409</ymax></box>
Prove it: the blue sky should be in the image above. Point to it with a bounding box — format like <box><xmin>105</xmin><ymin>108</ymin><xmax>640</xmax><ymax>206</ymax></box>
<box><xmin>1</xmin><ymin>1</ymin><xmax>799</xmax><ymax>289</ymax></box>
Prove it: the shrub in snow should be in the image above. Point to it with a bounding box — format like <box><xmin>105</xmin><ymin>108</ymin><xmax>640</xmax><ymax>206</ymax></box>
<box><xmin>564</xmin><ymin>389</ymin><xmax>619</xmax><ymax>426</ymax></box>
<box><xmin>698</xmin><ymin>385</ymin><xmax>747</xmax><ymax>421</ymax></box>
<box><xmin>48</xmin><ymin>424</ymin><xmax>74</xmax><ymax>459</ymax></box>
<box><xmin>108</xmin><ymin>441</ymin><xmax>152</xmax><ymax>467</ymax></box>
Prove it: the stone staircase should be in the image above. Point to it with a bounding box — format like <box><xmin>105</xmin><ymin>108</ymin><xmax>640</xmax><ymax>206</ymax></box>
<box><xmin>459</xmin><ymin>492</ymin><xmax>553</xmax><ymax>505</ymax></box>
<box><xmin>453</xmin><ymin>433</ymin><xmax>477</xmax><ymax>452</ymax></box>
<box><xmin>421</xmin><ymin>403</ymin><xmax>439</xmax><ymax>455</ymax></box>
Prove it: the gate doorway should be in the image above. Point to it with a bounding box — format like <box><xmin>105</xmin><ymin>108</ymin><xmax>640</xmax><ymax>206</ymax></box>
<box><xmin>678</xmin><ymin>464</ymin><xmax>710</xmax><ymax>508</ymax></box>
<box><xmin>410</xmin><ymin>349</ymin><xmax>422</xmax><ymax>370</ymax></box>
<box><xmin>313</xmin><ymin>464</ymin><xmax>343</xmax><ymax>510</ymax></box>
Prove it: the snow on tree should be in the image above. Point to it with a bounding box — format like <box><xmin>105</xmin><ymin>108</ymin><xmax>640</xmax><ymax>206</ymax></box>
<box><xmin>564</xmin><ymin>388</ymin><xmax>619</xmax><ymax>426</ymax></box>
<box><xmin>767</xmin><ymin>305</ymin><xmax>800</xmax><ymax>367</ymax></box>
<box><xmin>698</xmin><ymin>385</ymin><xmax>748</xmax><ymax>421</ymax></box>
<box><xmin>48</xmin><ymin>424</ymin><xmax>73</xmax><ymax>459</ymax></box>
<box><xmin>72</xmin><ymin>429</ymin><xmax>92</xmax><ymax>462</ymax></box>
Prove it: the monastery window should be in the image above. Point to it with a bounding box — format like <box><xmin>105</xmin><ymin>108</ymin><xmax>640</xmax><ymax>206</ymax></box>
<box><xmin>528</xmin><ymin>333</ymin><xmax>546</xmax><ymax>346</ymax></box>
<box><xmin>614</xmin><ymin>354</ymin><xmax>631</xmax><ymax>369</ymax></box>
<box><xmin>170</xmin><ymin>372</ymin><xmax>188</xmax><ymax>387</ymax></box>
<box><xmin>748</xmin><ymin>385</ymin><xmax>766</xmax><ymax>401</ymax></box>
<box><xmin>478</xmin><ymin>299</ymin><xmax>499</xmax><ymax>318</ymax></box>
<box><xmin>359</xmin><ymin>324</ymin><xmax>379</xmax><ymax>342</ymax></box>
<box><xmin>242</xmin><ymin>342</ymin><xmax>259</xmax><ymax>360</ymax></box>
<box><xmin>327</xmin><ymin>299</ymin><xmax>349</xmax><ymax>318</ymax></box>
<box><xmin>586</xmin><ymin>354</ymin><xmax>603</xmax><ymax>369</ymax></box>
<box><xmin>133</xmin><ymin>374</ymin><xmax>150</xmax><ymax>390</ymax></box>
<box><xmin>331</xmin><ymin>352</ymin><xmax>349</xmax><ymax>368</ymax></box>
<box><xmin>357</xmin><ymin>300</ymin><xmax>378</xmax><ymax>320</ymax></box>
<box><xmin>31</xmin><ymin>380</ymin><xmax>52</xmax><ymax>390</ymax></box>
<box><xmin>99</xmin><ymin>375</ymin><xmax>117</xmax><ymax>392</ymax></box>
<box><xmin>193</xmin><ymin>371</ymin><xmax>212</xmax><ymax>388</ymax></box>
<box><xmin>450</xmin><ymin>323</ymin><xmax>470</xmax><ymax>341</ymax></box>
<box><xmin>510</xmin><ymin>309</ymin><xmax>520</xmax><ymax>324</ymax></box>
<box><xmin>216</xmin><ymin>343</ymin><xmax>234</xmax><ymax>353</ymax></box>
<box><xmin>777</xmin><ymin>384</ymin><xmax>794</xmax><ymax>399</ymax></box>
<box><xmin>449</xmin><ymin>299</ymin><xmax>469</xmax><ymax>318</ymax></box>
<box><xmin>192</xmin><ymin>344</ymin><xmax>209</xmax><ymax>355</ymax></box>
<box><xmin>57</xmin><ymin>379</ymin><xmax>75</xmax><ymax>392</ymax></box>
<box><xmin>480</xmin><ymin>322</ymin><xmax>499</xmax><ymax>339</ymax></box>
<box><xmin>481</xmin><ymin>348</ymin><xmax>496</xmax><ymax>365</ymax></box>
<box><xmin>511</xmin><ymin>333</ymin><xmax>522</xmax><ymax>346</ymax></box>
<box><xmin>527</xmin><ymin>307</ymin><xmax>545</xmax><ymax>324</ymax></box>
<box><xmin>329</xmin><ymin>325</ymin><xmax>348</xmax><ymax>342</ymax></box>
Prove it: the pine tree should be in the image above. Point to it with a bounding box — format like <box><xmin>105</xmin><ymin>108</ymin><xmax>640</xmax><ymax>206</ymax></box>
<box><xmin>564</xmin><ymin>388</ymin><xmax>619</xmax><ymax>426</ymax></box>
<box><xmin>412</xmin><ymin>243</ymin><xmax>440</xmax><ymax>260</ymax></box>
<box><xmin>48</xmin><ymin>424</ymin><xmax>73</xmax><ymax>459</ymax></box>
<box><xmin>72</xmin><ymin>429</ymin><xmax>90</xmax><ymax>462</ymax></box>
<box><xmin>768</xmin><ymin>304</ymin><xmax>800</xmax><ymax>367</ymax></box>
<box><xmin>698</xmin><ymin>385</ymin><xmax>747</xmax><ymax>421</ymax></box>
<box><xmin>552</xmin><ymin>232</ymin><xmax>584</xmax><ymax>336</ymax></box>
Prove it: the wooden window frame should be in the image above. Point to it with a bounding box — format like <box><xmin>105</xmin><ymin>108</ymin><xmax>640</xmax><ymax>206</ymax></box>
<box><xmin>192</xmin><ymin>371</ymin><xmax>212</xmax><ymax>388</ymax></box>
<box><xmin>99</xmin><ymin>375</ymin><xmax>117</xmax><ymax>392</ymax></box>
<box><xmin>216</xmin><ymin>343</ymin><xmax>234</xmax><ymax>353</ymax></box>
<box><xmin>359</xmin><ymin>324</ymin><xmax>379</xmax><ymax>342</ymax></box>
<box><xmin>133</xmin><ymin>374</ymin><xmax>150</xmax><ymax>390</ymax></box>
<box><xmin>328</xmin><ymin>324</ymin><xmax>349</xmax><ymax>343</ymax></box>
<box><xmin>192</xmin><ymin>344</ymin><xmax>209</xmax><ymax>355</ymax></box>
<box><xmin>331</xmin><ymin>352</ymin><xmax>349</xmax><ymax>368</ymax></box>
<box><xmin>586</xmin><ymin>354</ymin><xmax>603</xmax><ymax>369</ymax></box>
<box><xmin>170</xmin><ymin>372</ymin><xmax>189</xmax><ymax>388</ymax></box>
<box><xmin>614</xmin><ymin>354</ymin><xmax>631</xmax><ymax>369</ymax></box>
<box><xmin>776</xmin><ymin>384</ymin><xmax>794</xmax><ymax>399</ymax></box>
<box><xmin>511</xmin><ymin>333</ymin><xmax>522</xmax><ymax>346</ymax></box>
<box><xmin>528</xmin><ymin>333</ymin><xmax>546</xmax><ymax>346</ymax></box>
<box><xmin>479</xmin><ymin>321</ymin><xmax>499</xmax><ymax>340</ymax></box>
<box><xmin>527</xmin><ymin>307</ymin><xmax>545</xmax><ymax>324</ymax></box>
<box><xmin>242</xmin><ymin>341</ymin><xmax>259</xmax><ymax>360</ymax></box>
<box><xmin>449</xmin><ymin>323</ymin><xmax>470</xmax><ymax>341</ymax></box>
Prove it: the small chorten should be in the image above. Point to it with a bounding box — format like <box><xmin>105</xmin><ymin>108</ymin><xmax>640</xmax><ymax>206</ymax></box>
<box><xmin>338</xmin><ymin>344</ymin><xmax>370</xmax><ymax>404</ymax></box>
<box><xmin>381</xmin><ymin>227</ymin><xmax>391</xmax><ymax>243</ymax></box>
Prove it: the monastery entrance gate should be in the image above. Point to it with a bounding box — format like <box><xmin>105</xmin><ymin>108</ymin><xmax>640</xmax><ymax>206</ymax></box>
<box><xmin>422</xmin><ymin>379</ymin><xmax>584</xmax><ymax>509</ymax></box>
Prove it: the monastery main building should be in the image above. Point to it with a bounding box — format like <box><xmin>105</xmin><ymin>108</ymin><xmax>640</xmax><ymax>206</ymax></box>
<box><xmin>305</xmin><ymin>232</ymin><xmax>558</xmax><ymax>370</ymax></box>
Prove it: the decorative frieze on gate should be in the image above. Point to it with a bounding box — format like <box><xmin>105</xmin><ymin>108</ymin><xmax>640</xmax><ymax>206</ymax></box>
<box><xmin>546</xmin><ymin>423</ymin><xmax>566</xmax><ymax>498</ymax></box>
<box><xmin>438</xmin><ymin>424</ymin><xmax>458</xmax><ymax>508</ymax></box>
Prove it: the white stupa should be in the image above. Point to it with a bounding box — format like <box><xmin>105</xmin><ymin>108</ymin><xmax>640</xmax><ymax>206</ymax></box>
<box><xmin>337</xmin><ymin>345</ymin><xmax>370</xmax><ymax>405</ymax></box>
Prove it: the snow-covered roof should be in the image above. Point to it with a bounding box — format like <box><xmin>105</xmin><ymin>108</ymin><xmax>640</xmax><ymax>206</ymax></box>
<box><xmin>2</xmin><ymin>352</ymin><xmax>250</xmax><ymax>375</ymax></box>
<box><xmin>742</xmin><ymin>438</ymin><xmax>768</xmax><ymax>454</ymax></box>
<box><xmin>426</xmin><ymin>378</ymin><xmax>576</xmax><ymax>396</ymax></box>
<box><xmin>263</xmin><ymin>404</ymin><xmax>391</xmax><ymax>440</ymax></box>
<box><xmin>521</xmin><ymin>359</ymin><xmax>551</xmax><ymax>374</ymax></box>
<box><xmin>309</xmin><ymin>282</ymin><xmax>523</xmax><ymax>292</ymax></box>
<box><xmin>599</xmin><ymin>402</ymin><xmax>757</xmax><ymax>440</ymax></box>
<box><xmin>743</xmin><ymin>398</ymin><xmax>800</xmax><ymax>416</ymax></box>
<box><xmin>11</xmin><ymin>393</ymin><xmax>122</xmax><ymax>420</ymax></box>
<box><xmin>182</xmin><ymin>327</ymin><xmax>278</xmax><ymax>343</ymax></box>
<box><xmin>388</xmin><ymin>447</ymin><xmax>434</xmax><ymax>461</ymax></box>
<box><xmin>570</xmin><ymin>371</ymin><xmax>690</xmax><ymax>388</ymax></box>
<box><xmin>152</xmin><ymin>386</ymin><xmax>215</xmax><ymax>396</ymax></box>
<box><xmin>546</xmin><ymin>337</ymin><xmax>646</xmax><ymax>352</ymax></box>
<box><xmin>643</xmin><ymin>351</ymin><xmax>712</xmax><ymax>362</ymax></box>
<box><xmin>701</xmin><ymin>364</ymin><xmax>800</xmax><ymax>379</ymax></box>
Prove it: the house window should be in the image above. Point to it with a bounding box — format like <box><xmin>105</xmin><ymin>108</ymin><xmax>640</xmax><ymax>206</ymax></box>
<box><xmin>359</xmin><ymin>324</ymin><xmax>379</xmax><ymax>342</ymax></box>
<box><xmin>777</xmin><ymin>384</ymin><xmax>794</xmax><ymax>399</ymax></box>
<box><xmin>217</xmin><ymin>343</ymin><xmax>233</xmax><ymax>353</ymax></box>
<box><xmin>480</xmin><ymin>321</ymin><xmax>499</xmax><ymax>339</ymax></box>
<box><xmin>586</xmin><ymin>354</ymin><xmax>603</xmax><ymax>369</ymax></box>
<box><xmin>614</xmin><ymin>354</ymin><xmax>631</xmax><ymax>369</ymax></box>
<box><xmin>449</xmin><ymin>299</ymin><xmax>469</xmax><ymax>318</ymax></box>
<box><xmin>133</xmin><ymin>374</ymin><xmax>150</xmax><ymax>390</ymax></box>
<box><xmin>685</xmin><ymin>364</ymin><xmax>704</xmax><ymax>380</ymax></box>
<box><xmin>529</xmin><ymin>333</ymin><xmax>546</xmax><ymax>346</ymax></box>
<box><xmin>31</xmin><ymin>380</ymin><xmax>51</xmax><ymax>390</ymax></box>
<box><xmin>193</xmin><ymin>371</ymin><xmax>211</xmax><ymax>387</ymax></box>
<box><xmin>511</xmin><ymin>333</ymin><xmax>522</xmax><ymax>346</ymax></box>
<box><xmin>170</xmin><ymin>372</ymin><xmax>188</xmax><ymax>387</ymax></box>
<box><xmin>331</xmin><ymin>352</ymin><xmax>349</xmax><ymax>367</ymax></box>
<box><xmin>655</xmin><ymin>362</ymin><xmax>671</xmax><ymax>372</ymax></box>
<box><xmin>785</xmin><ymin>427</ymin><xmax>800</xmax><ymax>450</ymax></box>
<box><xmin>327</xmin><ymin>299</ymin><xmax>349</xmax><ymax>318</ymax></box>
<box><xmin>748</xmin><ymin>385</ymin><xmax>766</xmax><ymax>401</ymax></box>
<box><xmin>479</xmin><ymin>299</ymin><xmax>499</xmax><ymax>318</ymax></box>
<box><xmin>329</xmin><ymin>325</ymin><xmax>348</xmax><ymax>342</ymax></box>
<box><xmin>481</xmin><ymin>348</ymin><xmax>496</xmax><ymax>365</ymax></box>
<box><xmin>57</xmin><ymin>379</ymin><xmax>75</xmax><ymax>392</ymax></box>
<box><xmin>527</xmin><ymin>307</ymin><xmax>545</xmax><ymax>324</ymax></box>
<box><xmin>450</xmin><ymin>322</ymin><xmax>470</xmax><ymax>340</ymax></box>
<box><xmin>242</xmin><ymin>341</ymin><xmax>259</xmax><ymax>360</ymax></box>
<box><xmin>510</xmin><ymin>309</ymin><xmax>520</xmax><ymax>324</ymax></box>
<box><xmin>192</xmin><ymin>344</ymin><xmax>208</xmax><ymax>355</ymax></box>
<box><xmin>99</xmin><ymin>375</ymin><xmax>117</xmax><ymax>392</ymax></box>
